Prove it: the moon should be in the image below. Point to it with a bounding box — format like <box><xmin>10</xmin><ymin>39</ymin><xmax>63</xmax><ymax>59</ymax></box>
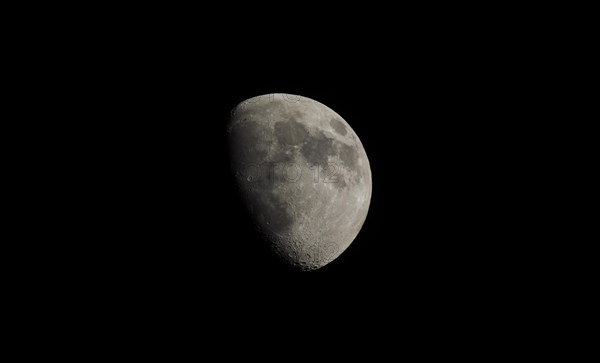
<box><xmin>227</xmin><ymin>93</ymin><xmax>372</xmax><ymax>271</ymax></box>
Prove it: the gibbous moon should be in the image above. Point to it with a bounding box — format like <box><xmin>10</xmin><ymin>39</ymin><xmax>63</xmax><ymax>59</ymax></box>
<box><xmin>227</xmin><ymin>94</ymin><xmax>372</xmax><ymax>271</ymax></box>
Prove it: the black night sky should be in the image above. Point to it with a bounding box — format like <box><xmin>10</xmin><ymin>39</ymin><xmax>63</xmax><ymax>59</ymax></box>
<box><xmin>99</xmin><ymin>72</ymin><xmax>514</xmax><ymax>305</ymax></box>
<box><xmin>29</xmin><ymin>8</ymin><xmax>546</xmax><ymax>352</ymax></box>
<box><xmin>81</xmin><ymin>49</ymin><xmax>524</xmax><ymax>332</ymax></box>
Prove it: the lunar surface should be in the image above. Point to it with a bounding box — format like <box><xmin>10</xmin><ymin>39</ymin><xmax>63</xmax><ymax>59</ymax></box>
<box><xmin>227</xmin><ymin>94</ymin><xmax>372</xmax><ymax>271</ymax></box>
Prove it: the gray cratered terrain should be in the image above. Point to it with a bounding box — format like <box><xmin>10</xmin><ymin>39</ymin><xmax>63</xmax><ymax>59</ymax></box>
<box><xmin>227</xmin><ymin>94</ymin><xmax>372</xmax><ymax>271</ymax></box>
